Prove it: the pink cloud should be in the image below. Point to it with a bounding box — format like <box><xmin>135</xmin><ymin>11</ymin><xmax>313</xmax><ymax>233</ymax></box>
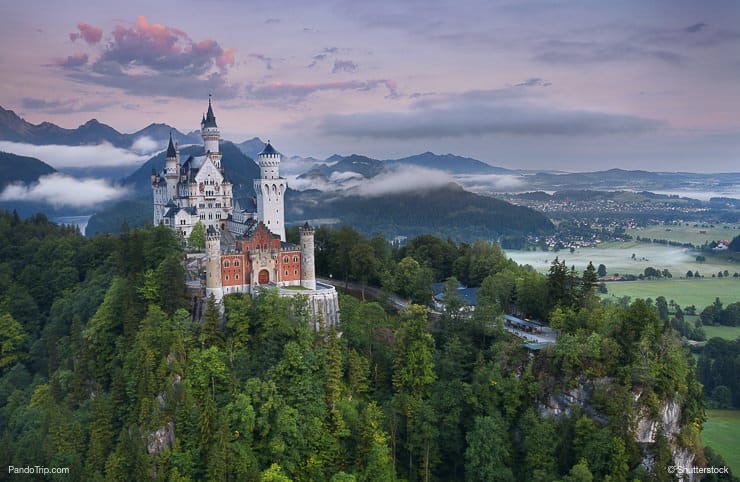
<box><xmin>218</xmin><ymin>48</ymin><xmax>237</xmax><ymax>70</ymax></box>
<box><xmin>69</xmin><ymin>22</ymin><xmax>103</xmax><ymax>44</ymax></box>
<box><xmin>99</xmin><ymin>16</ymin><xmax>235</xmax><ymax>76</ymax></box>
<box><xmin>58</xmin><ymin>16</ymin><xmax>239</xmax><ymax>99</ymax></box>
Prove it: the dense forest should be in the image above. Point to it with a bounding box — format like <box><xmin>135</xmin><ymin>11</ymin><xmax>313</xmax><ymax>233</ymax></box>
<box><xmin>0</xmin><ymin>211</ymin><xmax>734</xmax><ymax>481</ymax></box>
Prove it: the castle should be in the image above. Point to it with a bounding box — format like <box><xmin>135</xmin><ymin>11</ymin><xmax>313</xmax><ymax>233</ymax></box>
<box><xmin>151</xmin><ymin>98</ymin><xmax>339</xmax><ymax>328</ymax></box>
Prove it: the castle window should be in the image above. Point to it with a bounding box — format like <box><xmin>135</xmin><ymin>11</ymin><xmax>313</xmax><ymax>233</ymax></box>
<box><xmin>284</xmin><ymin>256</ymin><xmax>289</xmax><ymax>263</ymax></box>
<box><xmin>235</xmin><ymin>275</ymin><xmax>239</xmax><ymax>280</ymax></box>
<box><xmin>293</xmin><ymin>256</ymin><xmax>298</xmax><ymax>263</ymax></box>
<box><xmin>234</xmin><ymin>260</ymin><xmax>240</xmax><ymax>267</ymax></box>
<box><xmin>294</xmin><ymin>270</ymin><xmax>298</xmax><ymax>275</ymax></box>
<box><xmin>225</xmin><ymin>275</ymin><xmax>229</xmax><ymax>281</ymax></box>
<box><xmin>285</xmin><ymin>270</ymin><xmax>289</xmax><ymax>276</ymax></box>
<box><xmin>224</xmin><ymin>260</ymin><xmax>230</xmax><ymax>268</ymax></box>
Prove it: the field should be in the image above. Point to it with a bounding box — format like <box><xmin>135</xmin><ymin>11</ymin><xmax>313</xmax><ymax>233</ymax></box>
<box><xmin>701</xmin><ymin>324</ymin><xmax>740</xmax><ymax>341</ymax></box>
<box><xmin>601</xmin><ymin>278</ymin><xmax>740</xmax><ymax>311</ymax></box>
<box><xmin>627</xmin><ymin>223</ymin><xmax>740</xmax><ymax>246</ymax></box>
<box><xmin>505</xmin><ymin>243</ymin><xmax>739</xmax><ymax>278</ymax></box>
<box><xmin>702</xmin><ymin>410</ymin><xmax>740</xmax><ymax>474</ymax></box>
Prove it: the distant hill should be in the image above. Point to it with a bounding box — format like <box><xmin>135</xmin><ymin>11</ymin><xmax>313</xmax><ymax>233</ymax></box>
<box><xmin>90</xmin><ymin>181</ymin><xmax>553</xmax><ymax>241</ymax></box>
<box><xmin>235</xmin><ymin>137</ymin><xmax>267</xmax><ymax>160</ymax></box>
<box><xmin>0</xmin><ymin>151</ymin><xmax>56</xmax><ymax>187</ymax></box>
<box><xmin>86</xmin><ymin>195</ymin><xmax>151</xmax><ymax>236</ymax></box>
<box><xmin>298</xmin><ymin>154</ymin><xmax>385</xmax><ymax>181</ymax></box>
<box><xmin>124</xmin><ymin>141</ymin><xmax>260</xmax><ymax>198</ymax></box>
<box><xmin>387</xmin><ymin>151</ymin><xmax>513</xmax><ymax>175</ymax></box>
<box><xmin>286</xmin><ymin>182</ymin><xmax>554</xmax><ymax>241</ymax></box>
<box><xmin>0</xmin><ymin>105</ymin><xmax>200</xmax><ymax>148</ymax></box>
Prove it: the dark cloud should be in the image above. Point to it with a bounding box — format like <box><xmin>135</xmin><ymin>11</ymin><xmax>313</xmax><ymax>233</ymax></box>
<box><xmin>332</xmin><ymin>60</ymin><xmax>358</xmax><ymax>73</ymax></box>
<box><xmin>68</xmin><ymin>69</ymin><xmax>238</xmax><ymax>100</ymax></box>
<box><xmin>69</xmin><ymin>22</ymin><xmax>103</xmax><ymax>44</ymax></box>
<box><xmin>250</xmin><ymin>53</ymin><xmax>274</xmax><ymax>70</ymax></box>
<box><xmin>685</xmin><ymin>22</ymin><xmax>708</xmax><ymax>33</ymax></box>
<box><xmin>308</xmin><ymin>47</ymin><xmax>339</xmax><ymax>68</ymax></box>
<box><xmin>58</xmin><ymin>16</ymin><xmax>239</xmax><ymax>99</ymax></box>
<box><xmin>515</xmin><ymin>78</ymin><xmax>551</xmax><ymax>87</ymax></box>
<box><xmin>246</xmin><ymin>79</ymin><xmax>397</xmax><ymax>101</ymax></box>
<box><xmin>20</xmin><ymin>97</ymin><xmax>115</xmax><ymax>114</ymax></box>
<box><xmin>56</xmin><ymin>52</ymin><xmax>89</xmax><ymax>68</ymax></box>
<box><xmin>319</xmin><ymin>89</ymin><xmax>664</xmax><ymax>139</ymax></box>
<box><xmin>534</xmin><ymin>39</ymin><xmax>683</xmax><ymax>66</ymax></box>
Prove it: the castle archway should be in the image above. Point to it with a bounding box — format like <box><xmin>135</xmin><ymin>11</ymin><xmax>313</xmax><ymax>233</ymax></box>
<box><xmin>258</xmin><ymin>269</ymin><xmax>270</xmax><ymax>284</ymax></box>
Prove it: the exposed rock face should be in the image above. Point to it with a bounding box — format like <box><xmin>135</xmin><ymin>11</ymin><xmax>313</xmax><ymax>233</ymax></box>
<box><xmin>147</xmin><ymin>421</ymin><xmax>175</xmax><ymax>455</ymax></box>
<box><xmin>538</xmin><ymin>378</ymin><xmax>608</xmax><ymax>424</ymax></box>
<box><xmin>541</xmin><ymin>382</ymin><xmax>697</xmax><ymax>481</ymax></box>
<box><xmin>636</xmin><ymin>400</ymin><xmax>696</xmax><ymax>481</ymax></box>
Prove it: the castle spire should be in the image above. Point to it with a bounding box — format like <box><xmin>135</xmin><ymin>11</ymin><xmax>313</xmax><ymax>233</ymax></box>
<box><xmin>204</xmin><ymin>95</ymin><xmax>217</xmax><ymax>128</ymax></box>
<box><xmin>166</xmin><ymin>132</ymin><xmax>177</xmax><ymax>158</ymax></box>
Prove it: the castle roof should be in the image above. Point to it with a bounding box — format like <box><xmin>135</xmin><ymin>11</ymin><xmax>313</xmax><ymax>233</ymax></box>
<box><xmin>166</xmin><ymin>133</ymin><xmax>177</xmax><ymax>158</ymax></box>
<box><xmin>203</xmin><ymin>98</ymin><xmax>217</xmax><ymax>128</ymax></box>
<box><xmin>164</xmin><ymin>205</ymin><xmax>197</xmax><ymax>218</ymax></box>
<box><xmin>234</xmin><ymin>197</ymin><xmax>257</xmax><ymax>213</ymax></box>
<box><xmin>259</xmin><ymin>141</ymin><xmax>278</xmax><ymax>156</ymax></box>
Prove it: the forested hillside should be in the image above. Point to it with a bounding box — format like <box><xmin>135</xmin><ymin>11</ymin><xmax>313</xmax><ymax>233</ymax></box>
<box><xmin>0</xmin><ymin>151</ymin><xmax>56</xmax><ymax>187</ymax></box>
<box><xmin>0</xmin><ymin>211</ymin><xmax>725</xmax><ymax>481</ymax></box>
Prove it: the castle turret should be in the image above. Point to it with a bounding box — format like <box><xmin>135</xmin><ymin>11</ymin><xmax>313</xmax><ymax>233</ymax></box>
<box><xmin>254</xmin><ymin>141</ymin><xmax>287</xmax><ymax>241</ymax></box>
<box><xmin>205</xmin><ymin>226</ymin><xmax>224</xmax><ymax>302</ymax></box>
<box><xmin>201</xmin><ymin>97</ymin><xmax>222</xmax><ymax>168</ymax></box>
<box><xmin>299</xmin><ymin>222</ymin><xmax>316</xmax><ymax>290</ymax></box>
<box><xmin>164</xmin><ymin>133</ymin><xmax>179</xmax><ymax>201</ymax></box>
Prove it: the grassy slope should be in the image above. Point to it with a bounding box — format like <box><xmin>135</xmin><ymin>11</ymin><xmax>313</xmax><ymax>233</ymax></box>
<box><xmin>702</xmin><ymin>410</ymin><xmax>740</xmax><ymax>474</ymax></box>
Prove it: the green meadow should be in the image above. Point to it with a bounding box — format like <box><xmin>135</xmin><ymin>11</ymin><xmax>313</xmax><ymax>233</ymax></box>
<box><xmin>701</xmin><ymin>324</ymin><xmax>740</xmax><ymax>341</ymax></box>
<box><xmin>601</xmin><ymin>278</ymin><xmax>740</xmax><ymax>311</ymax></box>
<box><xmin>627</xmin><ymin>223</ymin><xmax>740</xmax><ymax>246</ymax></box>
<box><xmin>702</xmin><ymin>410</ymin><xmax>740</xmax><ymax>474</ymax></box>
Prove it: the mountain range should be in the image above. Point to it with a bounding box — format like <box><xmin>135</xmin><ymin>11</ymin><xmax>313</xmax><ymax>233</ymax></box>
<box><xmin>1</xmin><ymin>106</ymin><xmax>737</xmax><ymax>239</ymax></box>
<box><xmin>0</xmin><ymin>105</ymin><xmax>200</xmax><ymax>148</ymax></box>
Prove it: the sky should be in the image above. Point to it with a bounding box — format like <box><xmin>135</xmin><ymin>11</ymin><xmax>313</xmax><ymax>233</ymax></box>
<box><xmin>1</xmin><ymin>0</ymin><xmax>739</xmax><ymax>173</ymax></box>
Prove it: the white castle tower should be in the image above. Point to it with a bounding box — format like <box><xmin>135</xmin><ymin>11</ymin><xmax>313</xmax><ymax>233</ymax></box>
<box><xmin>254</xmin><ymin>141</ymin><xmax>287</xmax><ymax>241</ymax></box>
<box><xmin>164</xmin><ymin>134</ymin><xmax>179</xmax><ymax>201</ymax></box>
<box><xmin>151</xmin><ymin>168</ymin><xmax>166</xmax><ymax>225</ymax></box>
<box><xmin>205</xmin><ymin>226</ymin><xmax>224</xmax><ymax>302</ymax></box>
<box><xmin>300</xmin><ymin>222</ymin><xmax>316</xmax><ymax>290</ymax></box>
<box><xmin>201</xmin><ymin>97</ymin><xmax>222</xmax><ymax>169</ymax></box>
